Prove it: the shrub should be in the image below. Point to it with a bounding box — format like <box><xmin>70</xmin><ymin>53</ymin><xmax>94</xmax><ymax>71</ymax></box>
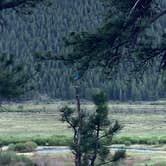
<box><xmin>159</xmin><ymin>136</ymin><xmax>166</xmax><ymax>144</ymax></box>
<box><xmin>0</xmin><ymin>151</ymin><xmax>13</xmax><ymax>165</ymax></box>
<box><xmin>24</xmin><ymin>141</ymin><xmax>38</xmax><ymax>152</ymax></box>
<box><xmin>8</xmin><ymin>144</ymin><xmax>15</xmax><ymax>151</ymax></box>
<box><xmin>112</xmin><ymin>149</ymin><xmax>126</xmax><ymax>162</ymax></box>
<box><xmin>124</xmin><ymin>141</ymin><xmax>131</xmax><ymax>146</ymax></box>
<box><xmin>32</xmin><ymin>137</ymin><xmax>47</xmax><ymax>146</ymax></box>
<box><xmin>8</xmin><ymin>141</ymin><xmax>37</xmax><ymax>153</ymax></box>
<box><xmin>32</xmin><ymin>135</ymin><xmax>72</xmax><ymax>146</ymax></box>
<box><xmin>0</xmin><ymin>151</ymin><xmax>34</xmax><ymax>166</ymax></box>
<box><xmin>112</xmin><ymin>136</ymin><xmax>162</xmax><ymax>145</ymax></box>
<box><xmin>14</xmin><ymin>143</ymin><xmax>28</xmax><ymax>152</ymax></box>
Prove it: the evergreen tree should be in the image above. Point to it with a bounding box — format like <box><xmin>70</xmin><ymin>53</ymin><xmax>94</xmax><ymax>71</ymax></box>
<box><xmin>0</xmin><ymin>53</ymin><xmax>36</xmax><ymax>103</ymax></box>
<box><xmin>41</xmin><ymin>0</ymin><xmax>166</xmax><ymax>77</ymax></box>
<box><xmin>0</xmin><ymin>0</ymin><xmax>48</xmax><ymax>103</ymax></box>
<box><xmin>0</xmin><ymin>0</ymin><xmax>50</xmax><ymax>11</ymax></box>
<box><xmin>0</xmin><ymin>0</ymin><xmax>165</xmax><ymax>101</ymax></box>
<box><xmin>0</xmin><ymin>0</ymin><xmax>51</xmax><ymax>30</ymax></box>
<box><xmin>60</xmin><ymin>89</ymin><xmax>125</xmax><ymax>166</ymax></box>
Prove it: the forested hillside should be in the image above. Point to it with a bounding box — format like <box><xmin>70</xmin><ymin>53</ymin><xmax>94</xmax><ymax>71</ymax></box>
<box><xmin>0</xmin><ymin>0</ymin><xmax>166</xmax><ymax>101</ymax></box>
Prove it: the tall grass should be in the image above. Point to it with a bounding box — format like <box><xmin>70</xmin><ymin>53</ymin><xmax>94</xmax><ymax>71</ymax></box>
<box><xmin>0</xmin><ymin>151</ymin><xmax>34</xmax><ymax>166</ymax></box>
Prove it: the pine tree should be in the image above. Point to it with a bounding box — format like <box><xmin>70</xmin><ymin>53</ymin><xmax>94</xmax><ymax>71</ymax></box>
<box><xmin>60</xmin><ymin>89</ymin><xmax>125</xmax><ymax>166</ymax></box>
<box><xmin>0</xmin><ymin>0</ymin><xmax>165</xmax><ymax>101</ymax></box>
<box><xmin>0</xmin><ymin>53</ymin><xmax>36</xmax><ymax>104</ymax></box>
<box><xmin>0</xmin><ymin>0</ymin><xmax>48</xmax><ymax>103</ymax></box>
<box><xmin>41</xmin><ymin>0</ymin><xmax>166</xmax><ymax>77</ymax></box>
<box><xmin>0</xmin><ymin>0</ymin><xmax>50</xmax><ymax>11</ymax></box>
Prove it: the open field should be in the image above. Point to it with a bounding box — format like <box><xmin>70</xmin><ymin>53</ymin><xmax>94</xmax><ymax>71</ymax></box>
<box><xmin>120</xmin><ymin>152</ymin><xmax>166</xmax><ymax>166</ymax></box>
<box><xmin>0</xmin><ymin>101</ymin><xmax>166</xmax><ymax>165</ymax></box>
<box><xmin>0</xmin><ymin>101</ymin><xmax>166</xmax><ymax>145</ymax></box>
<box><xmin>30</xmin><ymin>151</ymin><xmax>166</xmax><ymax>166</ymax></box>
<box><xmin>2</xmin><ymin>100</ymin><xmax>166</xmax><ymax>113</ymax></box>
<box><xmin>0</xmin><ymin>112</ymin><xmax>166</xmax><ymax>144</ymax></box>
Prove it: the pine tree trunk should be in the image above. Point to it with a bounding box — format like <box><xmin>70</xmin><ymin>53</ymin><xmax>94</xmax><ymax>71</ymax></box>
<box><xmin>90</xmin><ymin>125</ymin><xmax>100</xmax><ymax>166</ymax></box>
<box><xmin>75</xmin><ymin>85</ymin><xmax>82</xmax><ymax>166</ymax></box>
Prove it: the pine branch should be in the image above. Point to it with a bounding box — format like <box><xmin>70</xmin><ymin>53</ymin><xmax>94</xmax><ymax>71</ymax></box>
<box><xmin>128</xmin><ymin>0</ymin><xmax>142</xmax><ymax>18</ymax></box>
<box><xmin>0</xmin><ymin>0</ymin><xmax>29</xmax><ymax>10</ymax></box>
<box><xmin>150</xmin><ymin>9</ymin><xmax>166</xmax><ymax>24</ymax></box>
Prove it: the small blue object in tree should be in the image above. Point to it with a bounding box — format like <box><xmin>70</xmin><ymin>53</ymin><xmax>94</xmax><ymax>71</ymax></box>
<box><xmin>73</xmin><ymin>71</ymin><xmax>80</xmax><ymax>81</ymax></box>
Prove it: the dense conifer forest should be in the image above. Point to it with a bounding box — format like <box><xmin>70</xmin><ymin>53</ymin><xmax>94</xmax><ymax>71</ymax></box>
<box><xmin>0</xmin><ymin>0</ymin><xmax>166</xmax><ymax>101</ymax></box>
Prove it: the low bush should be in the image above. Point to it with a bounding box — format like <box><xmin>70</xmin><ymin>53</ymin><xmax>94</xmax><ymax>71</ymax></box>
<box><xmin>8</xmin><ymin>144</ymin><xmax>15</xmax><ymax>151</ymax></box>
<box><xmin>1</xmin><ymin>135</ymin><xmax>166</xmax><ymax>147</ymax></box>
<box><xmin>8</xmin><ymin>141</ymin><xmax>37</xmax><ymax>153</ymax></box>
<box><xmin>0</xmin><ymin>135</ymin><xmax>71</xmax><ymax>146</ymax></box>
<box><xmin>112</xmin><ymin>149</ymin><xmax>126</xmax><ymax>162</ymax></box>
<box><xmin>15</xmin><ymin>143</ymin><xmax>27</xmax><ymax>152</ymax></box>
<box><xmin>24</xmin><ymin>141</ymin><xmax>38</xmax><ymax>152</ymax></box>
<box><xmin>124</xmin><ymin>141</ymin><xmax>131</xmax><ymax>146</ymax></box>
<box><xmin>0</xmin><ymin>151</ymin><xmax>34</xmax><ymax>166</ymax></box>
<box><xmin>32</xmin><ymin>135</ymin><xmax>72</xmax><ymax>146</ymax></box>
<box><xmin>159</xmin><ymin>136</ymin><xmax>166</xmax><ymax>144</ymax></box>
<box><xmin>112</xmin><ymin>136</ymin><xmax>165</xmax><ymax>145</ymax></box>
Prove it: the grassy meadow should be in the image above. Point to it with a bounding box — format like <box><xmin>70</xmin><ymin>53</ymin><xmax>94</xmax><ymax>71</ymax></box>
<box><xmin>0</xmin><ymin>100</ymin><xmax>166</xmax><ymax>165</ymax></box>
<box><xmin>30</xmin><ymin>152</ymin><xmax>166</xmax><ymax>166</ymax></box>
<box><xmin>0</xmin><ymin>101</ymin><xmax>166</xmax><ymax>145</ymax></box>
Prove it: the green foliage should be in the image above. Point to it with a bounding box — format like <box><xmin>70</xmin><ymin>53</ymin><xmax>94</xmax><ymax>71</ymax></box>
<box><xmin>0</xmin><ymin>135</ymin><xmax>72</xmax><ymax>146</ymax></box>
<box><xmin>0</xmin><ymin>53</ymin><xmax>36</xmax><ymax>101</ymax></box>
<box><xmin>60</xmin><ymin>0</ymin><xmax>166</xmax><ymax>78</ymax></box>
<box><xmin>92</xmin><ymin>90</ymin><xmax>107</xmax><ymax>106</ymax></box>
<box><xmin>0</xmin><ymin>151</ymin><xmax>34</xmax><ymax>166</ymax></box>
<box><xmin>8</xmin><ymin>141</ymin><xmax>37</xmax><ymax>152</ymax></box>
<box><xmin>112</xmin><ymin>149</ymin><xmax>126</xmax><ymax>162</ymax></box>
<box><xmin>0</xmin><ymin>1</ymin><xmax>165</xmax><ymax>101</ymax></box>
<box><xmin>0</xmin><ymin>0</ymin><xmax>51</xmax><ymax>11</ymax></box>
<box><xmin>0</xmin><ymin>135</ymin><xmax>165</xmax><ymax>147</ymax></box>
<box><xmin>60</xmin><ymin>91</ymin><xmax>125</xmax><ymax>166</ymax></box>
<box><xmin>32</xmin><ymin>135</ymin><xmax>72</xmax><ymax>146</ymax></box>
<box><xmin>8</xmin><ymin>144</ymin><xmax>15</xmax><ymax>151</ymax></box>
<box><xmin>112</xmin><ymin>136</ymin><xmax>166</xmax><ymax>145</ymax></box>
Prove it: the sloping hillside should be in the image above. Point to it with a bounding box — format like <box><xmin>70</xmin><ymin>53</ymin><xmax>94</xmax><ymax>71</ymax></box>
<box><xmin>0</xmin><ymin>0</ymin><xmax>165</xmax><ymax>100</ymax></box>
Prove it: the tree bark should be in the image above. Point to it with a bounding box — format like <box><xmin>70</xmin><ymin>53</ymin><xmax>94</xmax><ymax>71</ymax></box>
<box><xmin>90</xmin><ymin>124</ymin><xmax>100</xmax><ymax>166</ymax></box>
<box><xmin>75</xmin><ymin>85</ymin><xmax>82</xmax><ymax>166</ymax></box>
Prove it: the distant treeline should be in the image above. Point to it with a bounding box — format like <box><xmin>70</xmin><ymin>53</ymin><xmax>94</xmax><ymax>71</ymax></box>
<box><xmin>0</xmin><ymin>0</ymin><xmax>166</xmax><ymax>101</ymax></box>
